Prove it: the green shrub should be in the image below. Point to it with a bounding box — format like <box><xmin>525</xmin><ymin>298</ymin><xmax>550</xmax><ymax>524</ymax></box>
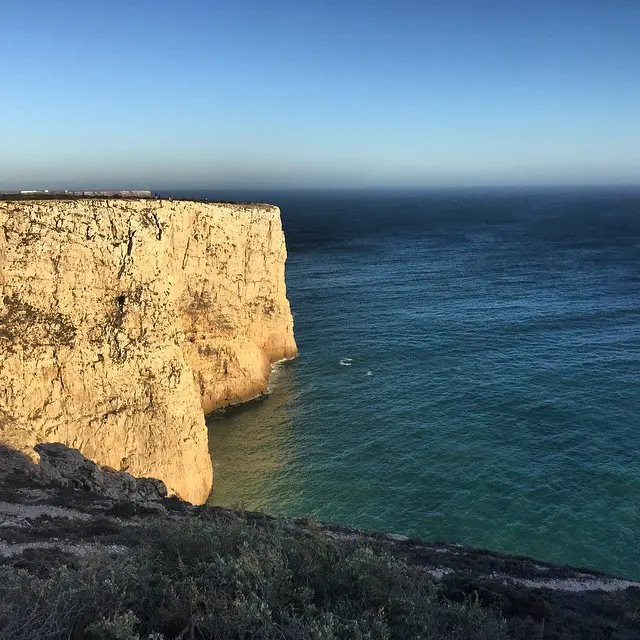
<box><xmin>0</xmin><ymin>516</ymin><xmax>509</xmax><ymax>639</ymax></box>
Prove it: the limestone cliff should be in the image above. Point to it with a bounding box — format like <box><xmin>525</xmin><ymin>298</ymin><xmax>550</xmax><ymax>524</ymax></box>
<box><xmin>0</xmin><ymin>198</ymin><xmax>297</xmax><ymax>504</ymax></box>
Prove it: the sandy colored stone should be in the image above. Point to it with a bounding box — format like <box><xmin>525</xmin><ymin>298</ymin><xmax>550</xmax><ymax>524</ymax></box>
<box><xmin>0</xmin><ymin>199</ymin><xmax>297</xmax><ymax>503</ymax></box>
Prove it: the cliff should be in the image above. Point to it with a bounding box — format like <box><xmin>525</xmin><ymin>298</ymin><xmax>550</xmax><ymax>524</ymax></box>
<box><xmin>0</xmin><ymin>198</ymin><xmax>297</xmax><ymax>504</ymax></box>
<box><xmin>0</xmin><ymin>444</ymin><xmax>638</xmax><ymax>640</ymax></box>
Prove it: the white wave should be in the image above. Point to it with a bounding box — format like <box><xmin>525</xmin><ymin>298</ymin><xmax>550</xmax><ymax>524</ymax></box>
<box><xmin>271</xmin><ymin>354</ymin><xmax>297</xmax><ymax>370</ymax></box>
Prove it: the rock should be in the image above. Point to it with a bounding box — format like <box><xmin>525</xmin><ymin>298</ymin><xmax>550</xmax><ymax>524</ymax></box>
<box><xmin>0</xmin><ymin>443</ymin><xmax>38</xmax><ymax>482</ymax></box>
<box><xmin>0</xmin><ymin>199</ymin><xmax>297</xmax><ymax>503</ymax></box>
<box><xmin>34</xmin><ymin>443</ymin><xmax>167</xmax><ymax>502</ymax></box>
<box><xmin>385</xmin><ymin>533</ymin><xmax>410</xmax><ymax>542</ymax></box>
<box><xmin>0</xmin><ymin>442</ymin><xmax>166</xmax><ymax>504</ymax></box>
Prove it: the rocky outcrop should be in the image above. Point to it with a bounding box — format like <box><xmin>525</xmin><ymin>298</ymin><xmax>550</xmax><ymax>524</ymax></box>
<box><xmin>0</xmin><ymin>198</ymin><xmax>297</xmax><ymax>503</ymax></box>
<box><xmin>0</xmin><ymin>443</ymin><xmax>167</xmax><ymax>504</ymax></box>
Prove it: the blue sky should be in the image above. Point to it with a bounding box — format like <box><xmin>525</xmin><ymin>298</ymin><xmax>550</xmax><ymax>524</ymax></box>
<box><xmin>1</xmin><ymin>0</ymin><xmax>639</xmax><ymax>189</ymax></box>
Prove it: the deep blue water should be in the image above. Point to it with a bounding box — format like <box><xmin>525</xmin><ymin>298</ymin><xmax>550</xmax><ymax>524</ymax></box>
<box><xmin>200</xmin><ymin>188</ymin><xmax>640</xmax><ymax>580</ymax></box>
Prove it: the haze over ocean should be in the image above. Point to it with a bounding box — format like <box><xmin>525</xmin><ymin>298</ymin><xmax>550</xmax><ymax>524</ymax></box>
<box><xmin>205</xmin><ymin>187</ymin><xmax>640</xmax><ymax>580</ymax></box>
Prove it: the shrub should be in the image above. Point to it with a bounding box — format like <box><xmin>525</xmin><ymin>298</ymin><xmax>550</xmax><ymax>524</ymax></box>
<box><xmin>0</xmin><ymin>516</ymin><xmax>509</xmax><ymax>639</ymax></box>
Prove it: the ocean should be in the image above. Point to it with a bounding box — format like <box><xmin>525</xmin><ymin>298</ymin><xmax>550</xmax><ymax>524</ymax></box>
<box><xmin>198</xmin><ymin>187</ymin><xmax>640</xmax><ymax>580</ymax></box>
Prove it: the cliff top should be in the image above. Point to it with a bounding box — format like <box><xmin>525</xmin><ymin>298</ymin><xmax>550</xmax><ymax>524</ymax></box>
<box><xmin>0</xmin><ymin>193</ymin><xmax>277</xmax><ymax>209</ymax></box>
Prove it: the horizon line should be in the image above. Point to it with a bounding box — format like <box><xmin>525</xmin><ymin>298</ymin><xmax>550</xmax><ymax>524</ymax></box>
<box><xmin>3</xmin><ymin>182</ymin><xmax>640</xmax><ymax>193</ymax></box>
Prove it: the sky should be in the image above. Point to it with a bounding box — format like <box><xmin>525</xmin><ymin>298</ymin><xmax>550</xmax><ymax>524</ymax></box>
<box><xmin>1</xmin><ymin>0</ymin><xmax>639</xmax><ymax>190</ymax></box>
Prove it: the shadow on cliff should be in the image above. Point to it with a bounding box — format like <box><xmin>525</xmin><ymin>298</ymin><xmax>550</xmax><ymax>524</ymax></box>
<box><xmin>0</xmin><ymin>441</ymin><xmax>168</xmax><ymax>505</ymax></box>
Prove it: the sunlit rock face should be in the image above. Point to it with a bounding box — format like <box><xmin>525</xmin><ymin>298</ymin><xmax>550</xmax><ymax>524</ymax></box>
<box><xmin>0</xmin><ymin>198</ymin><xmax>297</xmax><ymax>504</ymax></box>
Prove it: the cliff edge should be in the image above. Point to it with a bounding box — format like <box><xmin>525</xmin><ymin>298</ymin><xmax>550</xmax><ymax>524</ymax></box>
<box><xmin>0</xmin><ymin>198</ymin><xmax>297</xmax><ymax>504</ymax></box>
<box><xmin>0</xmin><ymin>444</ymin><xmax>638</xmax><ymax>640</ymax></box>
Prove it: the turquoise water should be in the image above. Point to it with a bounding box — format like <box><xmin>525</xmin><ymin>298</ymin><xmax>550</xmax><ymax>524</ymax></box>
<box><xmin>205</xmin><ymin>188</ymin><xmax>640</xmax><ymax>579</ymax></box>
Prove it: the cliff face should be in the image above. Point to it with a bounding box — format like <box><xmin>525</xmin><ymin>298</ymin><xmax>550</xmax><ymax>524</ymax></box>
<box><xmin>0</xmin><ymin>198</ymin><xmax>297</xmax><ymax>504</ymax></box>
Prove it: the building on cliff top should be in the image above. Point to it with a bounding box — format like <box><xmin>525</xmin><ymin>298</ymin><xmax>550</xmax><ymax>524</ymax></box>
<box><xmin>1</xmin><ymin>190</ymin><xmax>153</xmax><ymax>198</ymax></box>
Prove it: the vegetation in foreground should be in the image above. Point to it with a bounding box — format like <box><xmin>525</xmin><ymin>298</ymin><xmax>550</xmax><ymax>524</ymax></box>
<box><xmin>0</xmin><ymin>515</ymin><xmax>509</xmax><ymax>640</ymax></box>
